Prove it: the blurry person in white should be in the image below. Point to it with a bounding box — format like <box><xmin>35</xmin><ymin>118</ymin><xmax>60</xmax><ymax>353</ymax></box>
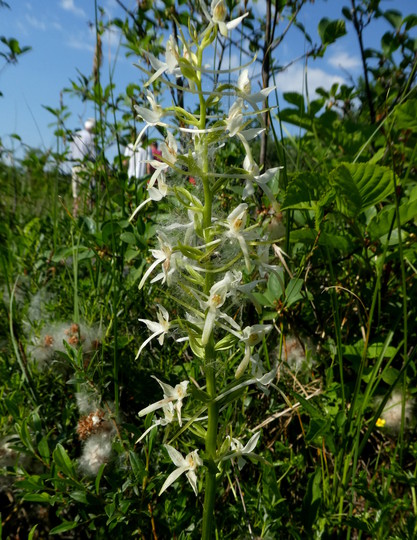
<box><xmin>124</xmin><ymin>132</ymin><xmax>151</xmax><ymax>186</ymax></box>
<box><xmin>70</xmin><ymin>118</ymin><xmax>97</xmax><ymax>216</ymax></box>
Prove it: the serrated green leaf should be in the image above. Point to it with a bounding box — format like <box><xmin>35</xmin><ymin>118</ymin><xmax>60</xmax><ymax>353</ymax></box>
<box><xmin>330</xmin><ymin>162</ymin><xmax>394</xmax><ymax>216</ymax></box>
<box><xmin>394</xmin><ymin>98</ymin><xmax>417</xmax><ymax>131</ymax></box>
<box><xmin>282</xmin><ymin>172</ymin><xmax>329</xmax><ymax>210</ymax></box>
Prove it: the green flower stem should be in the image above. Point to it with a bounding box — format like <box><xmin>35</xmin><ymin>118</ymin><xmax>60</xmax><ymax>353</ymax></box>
<box><xmin>202</xmin><ymin>342</ymin><xmax>219</xmax><ymax>540</ymax></box>
<box><xmin>197</xmin><ymin>37</ymin><xmax>219</xmax><ymax>537</ymax></box>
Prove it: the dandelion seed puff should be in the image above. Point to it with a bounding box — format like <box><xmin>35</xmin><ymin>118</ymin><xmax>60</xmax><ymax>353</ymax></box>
<box><xmin>0</xmin><ymin>440</ymin><xmax>20</xmax><ymax>468</ymax></box>
<box><xmin>26</xmin><ymin>333</ymin><xmax>56</xmax><ymax>367</ymax></box>
<box><xmin>79</xmin><ymin>433</ymin><xmax>113</xmax><ymax>476</ymax></box>
<box><xmin>75</xmin><ymin>390</ymin><xmax>99</xmax><ymax>415</ymax></box>
<box><xmin>282</xmin><ymin>336</ymin><xmax>308</xmax><ymax>373</ymax></box>
<box><xmin>378</xmin><ymin>390</ymin><xmax>415</xmax><ymax>434</ymax></box>
<box><xmin>27</xmin><ymin>289</ymin><xmax>54</xmax><ymax>322</ymax></box>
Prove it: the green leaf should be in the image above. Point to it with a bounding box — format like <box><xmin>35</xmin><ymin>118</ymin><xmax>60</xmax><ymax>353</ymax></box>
<box><xmin>28</xmin><ymin>524</ymin><xmax>38</xmax><ymax>540</ymax></box>
<box><xmin>383</xmin><ymin>9</ymin><xmax>402</xmax><ymax>30</ymax></box>
<box><xmin>50</xmin><ymin>521</ymin><xmax>79</xmax><ymax>535</ymax></box>
<box><xmin>318</xmin><ymin>18</ymin><xmax>346</xmax><ymax>46</ymax></box>
<box><xmin>282</xmin><ymin>172</ymin><xmax>329</xmax><ymax>210</ymax></box>
<box><xmin>285</xmin><ymin>278</ymin><xmax>304</xmax><ymax>307</ymax></box>
<box><xmin>329</xmin><ymin>163</ymin><xmax>394</xmax><ymax>216</ymax></box>
<box><xmin>367</xmin><ymin>198</ymin><xmax>417</xmax><ymax>240</ymax></box>
<box><xmin>18</xmin><ymin>418</ymin><xmax>35</xmax><ymax>453</ymax></box>
<box><xmin>105</xmin><ymin>501</ymin><xmax>116</xmax><ymax>519</ymax></box>
<box><xmin>95</xmin><ymin>463</ymin><xmax>106</xmax><ymax>494</ymax></box>
<box><xmin>283</xmin><ymin>92</ymin><xmax>304</xmax><ymax>112</ymax></box>
<box><xmin>129</xmin><ymin>451</ymin><xmax>146</xmax><ymax>482</ymax></box>
<box><xmin>381</xmin><ymin>367</ymin><xmax>401</xmax><ymax>385</ymax></box>
<box><xmin>302</xmin><ymin>468</ymin><xmax>322</xmax><ymax>531</ymax></box>
<box><xmin>394</xmin><ymin>98</ymin><xmax>417</xmax><ymax>131</ymax></box>
<box><xmin>53</xmin><ymin>444</ymin><xmax>76</xmax><ymax>479</ymax></box>
<box><xmin>70</xmin><ymin>490</ymin><xmax>88</xmax><ymax>504</ymax></box>
<box><xmin>267</xmin><ymin>271</ymin><xmax>285</xmax><ymax>301</ymax></box>
<box><xmin>120</xmin><ymin>232</ymin><xmax>137</xmax><ymax>244</ymax></box>
<box><xmin>404</xmin><ymin>14</ymin><xmax>417</xmax><ymax>31</ymax></box>
<box><xmin>38</xmin><ymin>436</ymin><xmax>50</xmax><ymax>464</ymax></box>
<box><xmin>23</xmin><ymin>492</ymin><xmax>54</xmax><ymax>503</ymax></box>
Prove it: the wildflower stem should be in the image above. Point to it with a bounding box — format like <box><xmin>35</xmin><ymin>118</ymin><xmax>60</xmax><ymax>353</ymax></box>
<box><xmin>202</xmin><ymin>351</ymin><xmax>219</xmax><ymax>540</ymax></box>
<box><xmin>198</xmin><ymin>36</ymin><xmax>219</xmax><ymax>537</ymax></box>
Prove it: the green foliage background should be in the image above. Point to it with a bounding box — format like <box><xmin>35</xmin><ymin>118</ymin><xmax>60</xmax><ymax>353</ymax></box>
<box><xmin>1</xmin><ymin>0</ymin><xmax>417</xmax><ymax>538</ymax></box>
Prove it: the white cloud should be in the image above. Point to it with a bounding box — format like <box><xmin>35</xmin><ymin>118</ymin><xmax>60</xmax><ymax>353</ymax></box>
<box><xmin>25</xmin><ymin>14</ymin><xmax>46</xmax><ymax>31</ymax></box>
<box><xmin>102</xmin><ymin>27</ymin><xmax>122</xmax><ymax>50</ymax></box>
<box><xmin>328</xmin><ymin>51</ymin><xmax>361</xmax><ymax>71</ymax></box>
<box><xmin>60</xmin><ymin>0</ymin><xmax>86</xmax><ymax>18</ymax></box>
<box><xmin>66</xmin><ymin>36</ymin><xmax>95</xmax><ymax>53</ymax></box>
<box><xmin>276</xmin><ymin>63</ymin><xmax>345</xmax><ymax>98</ymax></box>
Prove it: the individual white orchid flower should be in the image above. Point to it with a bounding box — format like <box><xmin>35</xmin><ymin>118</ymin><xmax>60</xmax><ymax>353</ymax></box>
<box><xmin>225</xmin><ymin>99</ymin><xmax>245</xmax><ymax>137</ymax></box>
<box><xmin>227</xmin><ymin>431</ymin><xmax>261</xmax><ymax>470</ymax></box>
<box><xmin>160</xmin><ymin>445</ymin><xmax>202</xmax><ymax>496</ymax></box>
<box><xmin>160</xmin><ymin>131</ymin><xmax>179</xmax><ymax>165</ymax></box>
<box><xmin>136</xmin><ymin>402</ymin><xmax>175</xmax><ymax>443</ymax></box>
<box><xmin>224</xmin><ymin>203</ymin><xmax>253</xmax><ymax>271</ymax></box>
<box><xmin>139</xmin><ymin>376</ymin><xmax>189</xmax><ymax>427</ymax></box>
<box><xmin>134</xmin><ymin>90</ymin><xmax>168</xmax><ymax>142</ymax></box>
<box><xmin>235</xmin><ymin>324</ymin><xmax>273</xmax><ymax>378</ymax></box>
<box><xmin>129</xmin><ymin>164</ymin><xmax>169</xmax><ymax>221</ymax></box>
<box><xmin>240</xmin><ymin>137</ymin><xmax>281</xmax><ymax>206</ymax></box>
<box><xmin>136</xmin><ymin>304</ymin><xmax>172</xmax><ymax>358</ymax></box>
<box><xmin>145</xmin><ymin>35</ymin><xmax>181</xmax><ymax>86</ymax></box>
<box><xmin>201</xmin><ymin>271</ymin><xmax>242</xmax><ymax>346</ymax></box>
<box><xmin>237</xmin><ymin>69</ymin><xmax>276</xmax><ymax>108</ymax></box>
<box><xmin>138</xmin><ymin>233</ymin><xmax>181</xmax><ymax>289</ymax></box>
<box><xmin>209</xmin><ymin>0</ymin><xmax>248</xmax><ymax>37</ymax></box>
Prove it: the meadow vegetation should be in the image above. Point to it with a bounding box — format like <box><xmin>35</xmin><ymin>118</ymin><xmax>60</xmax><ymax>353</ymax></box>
<box><xmin>1</xmin><ymin>0</ymin><xmax>417</xmax><ymax>538</ymax></box>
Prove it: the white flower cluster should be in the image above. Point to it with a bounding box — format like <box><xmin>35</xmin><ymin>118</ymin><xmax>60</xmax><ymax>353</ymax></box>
<box><xmin>133</xmin><ymin>0</ymin><xmax>280</xmax><ymax>496</ymax></box>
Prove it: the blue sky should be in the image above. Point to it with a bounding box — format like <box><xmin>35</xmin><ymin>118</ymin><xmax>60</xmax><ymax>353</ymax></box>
<box><xmin>1</xmin><ymin>0</ymin><xmax>416</xmax><ymax>160</ymax></box>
